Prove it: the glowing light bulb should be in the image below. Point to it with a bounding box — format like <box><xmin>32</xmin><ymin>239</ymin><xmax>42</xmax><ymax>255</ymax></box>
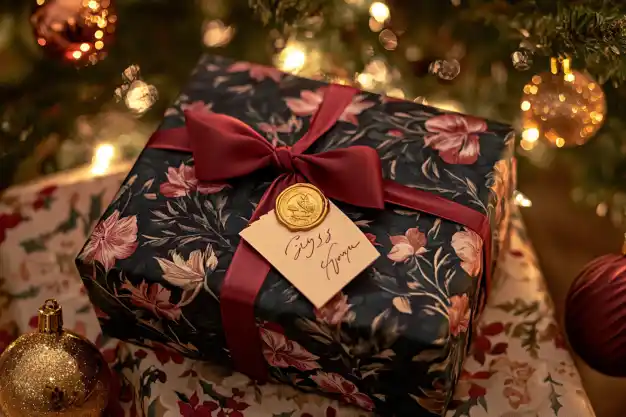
<box><xmin>278</xmin><ymin>43</ymin><xmax>306</xmax><ymax>73</ymax></box>
<box><xmin>95</xmin><ymin>30</ymin><xmax>104</xmax><ymax>39</ymax></box>
<box><xmin>80</xmin><ymin>43</ymin><xmax>90</xmax><ymax>52</ymax></box>
<box><xmin>520</xmin><ymin>101</ymin><xmax>531</xmax><ymax>111</ymax></box>
<box><xmin>369</xmin><ymin>2</ymin><xmax>390</xmax><ymax>23</ymax></box>
<box><xmin>91</xmin><ymin>144</ymin><xmax>115</xmax><ymax>175</ymax></box>
<box><xmin>72</xmin><ymin>51</ymin><xmax>82</xmax><ymax>60</ymax></box>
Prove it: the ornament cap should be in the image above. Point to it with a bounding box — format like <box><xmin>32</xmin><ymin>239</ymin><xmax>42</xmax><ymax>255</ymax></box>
<box><xmin>38</xmin><ymin>299</ymin><xmax>63</xmax><ymax>334</ymax></box>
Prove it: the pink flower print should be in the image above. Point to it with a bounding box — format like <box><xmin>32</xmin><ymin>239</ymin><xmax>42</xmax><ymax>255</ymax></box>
<box><xmin>79</xmin><ymin>210</ymin><xmax>138</xmax><ymax>271</ymax></box>
<box><xmin>424</xmin><ymin>114</ymin><xmax>487</xmax><ymax>165</ymax></box>
<box><xmin>285</xmin><ymin>89</ymin><xmax>324</xmax><ymax>116</ymax></box>
<box><xmin>285</xmin><ymin>89</ymin><xmax>375</xmax><ymax>126</ymax></box>
<box><xmin>364</xmin><ymin>232</ymin><xmax>381</xmax><ymax>246</ymax></box>
<box><xmin>120</xmin><ymin>280</ymin><xmax>182</xmax><ymax>321</ymax></box>
<box><xmin>260</xmin><ymin>327</ymin><xmax>321</xmax><ymax>371</ymax></box>
<box><xmin>448</xmin><ymin>294</ymin><xmax>471</xmax><ymax>337</ymax></box>
<box><xmin>314</xmin><ymin>292</ymin><xmax>351</xmax><ymax>325</ymax></box>
<box><xmin>341</xmin><ymin>94</ymin><xmax>376</xmax><ymax>125</ymax></box>
<box><xmin>451</xmin><ymin>228</ymin><xmax>483</xmax><ymax>277</ymax></box>
<box><xmin>387</xmin><ymin>227</ymin><xmax>427</xmax><ymax>262</ymax></box>
<box><xmin>311</xmin><ymin>371</ymin><xmax>375</xmax><ymax>411</ymax></box>
<box><xmin>227</xmin><ymin>61</ymin><xmax>283</xmax><ymax>83</ymax></box>
<box><xmin>159</xmin><ymin>163</ymin><xmax>228</xmax><ymax>198</ymax></box>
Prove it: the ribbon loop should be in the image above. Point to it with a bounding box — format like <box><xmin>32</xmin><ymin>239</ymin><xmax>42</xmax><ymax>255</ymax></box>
<box><xmin>272</xmin><ymin>146</ymin><xmax>295</xmax><ymax>172</ymax></box>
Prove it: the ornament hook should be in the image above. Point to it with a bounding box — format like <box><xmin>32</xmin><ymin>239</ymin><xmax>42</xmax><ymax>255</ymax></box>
<box><xmin>38</xmin><ymin>298</ymin><xmax>63</xmax><ymax>334</ymax></box>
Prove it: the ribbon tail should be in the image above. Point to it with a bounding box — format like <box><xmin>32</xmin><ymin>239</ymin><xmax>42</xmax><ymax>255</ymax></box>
<box><xmin>220</xmin><ymin>174</ymin><xmax>297</xmax><ymax>382</ymax></box>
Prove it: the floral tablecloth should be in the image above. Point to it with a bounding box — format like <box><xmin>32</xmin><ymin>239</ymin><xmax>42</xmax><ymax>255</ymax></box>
<box><xmin>0</xmin><ymin>168</ymin><xmax>595</xmax><ymax>417</ymax></box>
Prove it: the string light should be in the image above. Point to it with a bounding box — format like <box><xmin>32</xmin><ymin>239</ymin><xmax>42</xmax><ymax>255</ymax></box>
<box><xmin>91</xmin><ymin>143</ymin><xmax>115</xmax><ymax>175</ymax></box>
<box><xmin>369</xmin><ymin>2</ymin><xmax>390</xmax><ymax>23</ymax></box>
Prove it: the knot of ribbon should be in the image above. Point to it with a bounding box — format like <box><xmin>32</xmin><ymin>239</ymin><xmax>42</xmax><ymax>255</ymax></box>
<box><xmin>147</xmin><ymin>83</ymin><xmax>492</xmax><ymax>384</ymax></box>
<box><xmin>272</xmin><ymin>146</ymin><xmax>294</xmax><ymax>172</ymax></box>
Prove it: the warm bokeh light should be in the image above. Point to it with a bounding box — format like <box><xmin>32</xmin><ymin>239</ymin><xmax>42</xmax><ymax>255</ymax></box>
<box><xmin>203</xmin><ymin>20</ymin><xmax>234</xmax><ymax>47</ymax></box>
<box><xmin>369</xmin><ymin>2</ymin><xmax>390</xmax><ymax>23</ymax></box>
<box><xmin>277</xmin><ymin>42</ymin><xmax>306</xmax><ymax>73</ymax></box>
<box><xmin>520</xmin><ymin>100</ymin><xmax>531</xmax><ymax>111</ymax></box>
<box><xmin>91</xmin><ymin>143</ymin><xmax>115</xmax><ymax>175</ymax></box>
<box><xmin>522</xmin><ymin>127</ymin><xmax>539</xmax><ymax>142</ymax></box>
<box><xmin>513</xmin><ymin>190</ymin><xmax>533</xmax><ymax>207</ymax></box>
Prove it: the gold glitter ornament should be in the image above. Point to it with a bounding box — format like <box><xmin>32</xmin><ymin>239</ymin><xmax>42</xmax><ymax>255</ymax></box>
<box><xmin>0</xmin><ymin>299</ymin><xmax>110</xmax><ymax>417</ymax></box>
<box><xmin>520</xmin><ymin>57</ymin><xmax>606</xmax><ymax>148</ymax></box>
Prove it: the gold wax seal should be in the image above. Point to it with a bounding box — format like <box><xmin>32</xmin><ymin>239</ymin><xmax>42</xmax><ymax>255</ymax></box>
<box><xmin>276</xmin><ymin>183</ymin><xmax>329</xmax><ymax>231</ymax></box>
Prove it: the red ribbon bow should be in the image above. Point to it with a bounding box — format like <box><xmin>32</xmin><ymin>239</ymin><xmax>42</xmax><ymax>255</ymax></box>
<box><xmin>148</xmin><ymin>84</ymin><xmax>492</xmax><ymax>382</ymax></box>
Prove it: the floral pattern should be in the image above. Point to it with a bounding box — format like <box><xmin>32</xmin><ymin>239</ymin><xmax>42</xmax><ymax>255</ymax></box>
<box><xmin>387</xmin><ymin>227</ymin><xmax>428</xmax><ymax>262</ymax></box>
<box><xmin>314</xmin><ymin>292</ymin><xmax>352</xmax><ymax>326</ymax></box>
<box><xmin>159</xmin><ymin>163</ymin><xmax>228</xmax><ymax>198</ymax></box>
<box><xmin>260</xmin><ymin>327</ymin><xmax>321</xmax><ymax>371</ymax></box>
<box><xmin>79</xmin><ymin>210</ymin><xmax>138</xmax><ymax>271</ymax></box>
<box><xmin>424</xmin><ymin>114</ymin><xmax>488</xmax><ymax>165</ymax></box>
<box><xmin>120</xmin><ymin>280</ymin><xmax>182</xmax><ymax>321</ymax></box>
<box><xmin>73</xmin><ymin>54</ymin><xmax>519</xmax><ymax>416</ymax></box>
<box><xmin>0</xmin><ymin>172</ymin><xmax>594</xmax><ymax>417</ymax></box>
<box><xmin>451</xmin><ymin>229</ymin><xmax>483</xmax><ymax>277</ymax></box>
<box><xmin>448</xmin><ymin>294</ymin><xmax>471</xmax><ymax>337</ymax></box>
<box><xmin>285</xmin><ymin>88</ymin><xmax>376</xmax><ymax>125</ymax></box>
<box><xmin>156</xmin><ymin>248</ymin><xmax>217</xmax><ymax>305</ymax></box>
<box><xmin>311</xmin><ymin>372</ymin><xmax>375</xmax><ymax>411</ymax></box>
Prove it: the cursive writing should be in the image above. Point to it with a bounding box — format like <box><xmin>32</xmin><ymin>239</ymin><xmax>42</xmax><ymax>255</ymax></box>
<box><xmin>320</xmin><ymin>241</ymin><xmax>361</xmax><ymax>280</ymax></box>
<box><xmin>284</xmin><ymin>228</ymin><xmax>332</xmax><ymax>260</ymax></box>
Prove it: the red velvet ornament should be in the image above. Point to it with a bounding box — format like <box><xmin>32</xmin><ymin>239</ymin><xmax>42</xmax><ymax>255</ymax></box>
<box><xmin>565</xmin><ymin>240</ymin><xmax>626</xmax><ymax>377</ymax></box>
<box><xmin>31</xmin><ymin>0</ymin><xmax>117</xmax><ymax>65</ymax></box>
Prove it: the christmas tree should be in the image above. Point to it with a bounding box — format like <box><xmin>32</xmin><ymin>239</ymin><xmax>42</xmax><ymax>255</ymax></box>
<box><xmin>1</xmin><ymin>0</ymin><xmax>626</xmax><ymax>225</ymax></box>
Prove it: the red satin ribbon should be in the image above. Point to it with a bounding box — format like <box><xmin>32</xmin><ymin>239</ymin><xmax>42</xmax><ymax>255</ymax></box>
<box><xmin>147</xmin><ymin>84</ymin><xmax>492</xmax><ymax>382</ymax></box>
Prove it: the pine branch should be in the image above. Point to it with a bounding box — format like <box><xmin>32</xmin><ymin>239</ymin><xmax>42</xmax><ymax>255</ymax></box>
<box><xmin>248</xmin><ymin>0</ymin><xmax>328</xmax><ymax>28</ymax></box>
<box><xmin>466</xmin><ymin>0</ymin><xmax>626</xmax><ymax>84</ymax></box>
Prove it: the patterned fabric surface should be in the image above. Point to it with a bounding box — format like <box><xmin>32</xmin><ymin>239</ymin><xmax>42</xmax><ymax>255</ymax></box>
<box><xmin>0</xmin><ymin>170</ymin><xmax>595</xmax><ymax>417</ymax></box>
<box><xmin>76</xmin><ymin>54</ymin><xmax>515</xmax><ymax>416</ymax></box>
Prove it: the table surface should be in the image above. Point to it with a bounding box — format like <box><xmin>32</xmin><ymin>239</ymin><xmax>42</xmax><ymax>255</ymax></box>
<box><xmin>0</xmin><ymin>168</ymin><xmax>595</xmax><ymax>417</ymax></box>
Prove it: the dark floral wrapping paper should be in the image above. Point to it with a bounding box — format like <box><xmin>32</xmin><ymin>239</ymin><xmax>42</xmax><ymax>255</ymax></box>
<box><xmin>76</xmin><ymin>54</ymin><xmax>516</xmax><ymax>416</ymax></box>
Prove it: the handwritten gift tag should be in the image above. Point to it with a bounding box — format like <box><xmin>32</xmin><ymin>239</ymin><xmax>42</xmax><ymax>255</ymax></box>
<box><xmin>240</xmin><ymin>202</ymin><xmax>380</xmax><ymax>308</ymax></box>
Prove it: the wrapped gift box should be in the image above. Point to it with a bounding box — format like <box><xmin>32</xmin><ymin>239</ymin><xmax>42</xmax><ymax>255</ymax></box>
<box><xmin>76</xmin><ymin>54</ymin><xmax>515</xmax><ymax>416</ymax></box>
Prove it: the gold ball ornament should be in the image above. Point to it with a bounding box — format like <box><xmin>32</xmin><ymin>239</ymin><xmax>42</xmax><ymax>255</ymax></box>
<box><xmin>520</xmin><ymin>57</ymin><xmax>606</xmax><ymax>148</ymax></box>
<box><xmin>0</xmin><ymin>299</ymin><xmax>111</xmax><ymax>417</ymax></box>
